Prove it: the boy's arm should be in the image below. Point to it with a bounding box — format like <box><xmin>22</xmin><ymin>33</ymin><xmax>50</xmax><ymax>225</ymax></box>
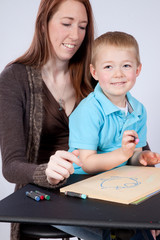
<box><xmin>79</xmin><ymin>130</ymin><xmax>140</xmax><ymax>174</ymax></box>
<box><xmin>79</xmin><ymin>148</ymin><xmax>131</xmax><ymax>174</ymax></box>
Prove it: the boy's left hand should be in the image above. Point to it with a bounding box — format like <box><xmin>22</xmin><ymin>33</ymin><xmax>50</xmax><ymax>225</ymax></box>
<box><xmin>139</xmin><ymin>150</ymin><xmax>160</xmax><ymax>166</ymax></box>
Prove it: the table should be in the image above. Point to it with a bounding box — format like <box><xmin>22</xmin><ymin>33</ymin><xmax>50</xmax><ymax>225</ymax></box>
<box><xmin>0</xmin><ymin>174</ymin><xmax>160</xmax><ymax>230</ymax></box>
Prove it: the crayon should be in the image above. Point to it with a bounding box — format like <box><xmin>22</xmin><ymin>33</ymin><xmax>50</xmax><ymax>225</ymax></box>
<box><xmin>134</xmin><ymin>137</ymin><xmax>139</xmax><ymax>144</ymax></box>
<box><xmin>131</xmin><ymin>189</ymin><xmax>160</xmax><ymax>205</ymax></box>
<box><xmin>65</xmin><ymin>191</ymin><xmax>88</xmax><ymax>199</ymax></box>
<box><xmin>30</xmin><ymin>191</ymin><xmax>44</xmax><ymax>200</ymax></box>
<box><xmin>35</xmin><ymin>190</ymin><xmax>50</xmax><ymax>200</ymax></box>
<box><xmin>26</xmin><ymin>191</ymin><xmax>40</xmax><ymax>201</ymax></box>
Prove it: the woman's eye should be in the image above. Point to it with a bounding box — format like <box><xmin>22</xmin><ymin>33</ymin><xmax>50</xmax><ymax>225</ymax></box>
<box><xmin>79</xmin><ymin>26</ymin><xmax>87</xmax><ymax>30</ymax></box>
<box><xmin>62</xmin><ymin>23</ymin><xmax>71</xmax><ymax>27</ymax></box>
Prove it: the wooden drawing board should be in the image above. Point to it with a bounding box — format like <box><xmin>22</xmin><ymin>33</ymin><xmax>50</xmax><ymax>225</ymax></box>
<box><xmin>60</xmin><ymin>166</ymin><xmax>160</xmax><ymax>204</ymax></box>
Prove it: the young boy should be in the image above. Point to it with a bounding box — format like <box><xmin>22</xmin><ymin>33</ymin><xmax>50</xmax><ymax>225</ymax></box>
<box><xmin>69</xmin><ymin>31</ymin><xmax>160</xmax><ymax>174</ymax></box>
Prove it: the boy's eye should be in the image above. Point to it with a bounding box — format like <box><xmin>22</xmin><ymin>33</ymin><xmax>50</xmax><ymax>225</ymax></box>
<box><xmin>104</xmin><ymin>65</ymin><xmax>112</xmax><ymax>69</ymax></box>
<box><xmin>123</xmin><ymin>64</ymin><xmax>131</xmax><ymax>68</ymax></box>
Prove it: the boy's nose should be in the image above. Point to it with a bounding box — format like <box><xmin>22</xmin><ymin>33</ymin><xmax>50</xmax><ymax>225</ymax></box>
<box><xmin>114</xmin><ymin>68</ymin><xmax>124</xmax><ymax>77</ymax></box>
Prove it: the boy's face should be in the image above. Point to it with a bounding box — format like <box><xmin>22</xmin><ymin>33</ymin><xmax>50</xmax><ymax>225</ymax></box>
<box><xmin>90</xmin><ymin>45</ymin><xmax>141</xmax><ymax>104</ymax></box>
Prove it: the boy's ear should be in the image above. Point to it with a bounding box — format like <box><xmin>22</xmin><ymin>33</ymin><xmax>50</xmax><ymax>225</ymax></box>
<box><xmin>90</xmin><ymin>64</ymin><xmax>98</xmax><ymax>81</ymax></box>
<box><xmin>136</xmin><ymin>63</ymin><xmax>142</xmax><ymax>77</ymax></box>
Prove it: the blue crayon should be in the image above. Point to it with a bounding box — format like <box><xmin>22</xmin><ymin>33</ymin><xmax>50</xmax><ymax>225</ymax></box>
<box><xmin>65</xmin><ymin>191</ymin><xmax>88</xmax><ymax>199</ymax></box>
<box><xmin>35</xmin><ymin>190</ymin><xmax>50</xmax><ymax>200</ymax></box>
<box><xmin>26</xmin><ymin>191</ymin><xmax>40</xmax><ymax>201</ymax></box>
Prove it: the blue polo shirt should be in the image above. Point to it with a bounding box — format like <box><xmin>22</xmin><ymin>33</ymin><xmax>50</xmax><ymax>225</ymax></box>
<box><xmin>69</xmin><ymin>83</ymin><xmax>147</xmax><ymax>174</ymax></box>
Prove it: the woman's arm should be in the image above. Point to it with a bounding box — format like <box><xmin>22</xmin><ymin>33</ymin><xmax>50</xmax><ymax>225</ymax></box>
<box><xmin>0</xmin><ymin>65</ymin><xmax>82</xmax><ymax>188</ymax></box>
<box><xmin>0</xmin><ymin>64</ymin><xmax>37</xmax><ymax>185</ymax></box>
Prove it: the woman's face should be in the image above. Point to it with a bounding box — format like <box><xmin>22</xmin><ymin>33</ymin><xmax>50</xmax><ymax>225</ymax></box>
<box><xmin>48</xmin><ymin>0</ymin><xmax>88</xmax><ymax>62</ymax></box>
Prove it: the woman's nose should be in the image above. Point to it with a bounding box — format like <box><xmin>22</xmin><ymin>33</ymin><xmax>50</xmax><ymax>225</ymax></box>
<box><xmin>69</xmin><ymin>26</ymin><xmax>79</xmax><ymax>40</ymax></box>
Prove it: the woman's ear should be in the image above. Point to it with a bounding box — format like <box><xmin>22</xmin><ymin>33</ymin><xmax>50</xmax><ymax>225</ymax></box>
<box><xmin>90</xmin><ymin>64</ymin><xmax>98</xmax><ymax>81</ymax></box>
<box><xmin>136</xmin><ymin>63</ymin><xmax>142</xmax><ymax>77</ymax></box>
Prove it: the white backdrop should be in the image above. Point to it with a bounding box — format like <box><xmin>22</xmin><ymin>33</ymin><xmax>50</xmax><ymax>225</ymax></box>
<box><xmin>0</xmin><ymin>0</ymin><xmax>160</xmax><ymax>239</ymax></box>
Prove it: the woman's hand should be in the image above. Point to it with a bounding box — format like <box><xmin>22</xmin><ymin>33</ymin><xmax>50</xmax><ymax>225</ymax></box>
<box><xmin>45</xmin><ymin>150</ymin><xmax>82</xmax><ymax>185</ymax></box>
<box><xmin>139</xmin><ymin>150</ymin><xmax>160</xmax><ymax>166</ymax></box>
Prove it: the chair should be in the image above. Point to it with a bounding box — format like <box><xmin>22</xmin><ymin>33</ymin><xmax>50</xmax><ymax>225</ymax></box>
<box><xmin>20</xmin><ymin>223</ymin><xmax>81</xmax><ymax>239</ymax></box>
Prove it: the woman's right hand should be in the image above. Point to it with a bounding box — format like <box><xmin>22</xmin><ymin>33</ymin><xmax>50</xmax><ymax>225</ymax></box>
<box><xmin>45</xmin><ymin>150</ymin><xmax>82</xmax><ymax>185</ymax></box>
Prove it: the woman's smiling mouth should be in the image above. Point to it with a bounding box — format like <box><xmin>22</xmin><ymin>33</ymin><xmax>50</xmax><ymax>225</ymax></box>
<box><xmin>63</xmin><ymin>43</ymin><xmax>76</xmax><ymax>49</ymax></box>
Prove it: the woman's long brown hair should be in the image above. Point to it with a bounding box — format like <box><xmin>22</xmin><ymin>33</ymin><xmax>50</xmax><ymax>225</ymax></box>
<box><xmin>13</xmin><ymin>0</ymin><xmax>95</xmax><ymax>102</ymax></box>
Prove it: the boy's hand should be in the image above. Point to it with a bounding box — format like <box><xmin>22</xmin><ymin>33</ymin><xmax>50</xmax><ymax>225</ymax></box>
<box><xmin>139</xmin><ymin>150</ymin><xmax>160</xmax><ymax>166</ymax></box>
<box><xmin>121</xmin><ymin>130</ymin><xmax>139</xmax><ymax>159</ymax></box>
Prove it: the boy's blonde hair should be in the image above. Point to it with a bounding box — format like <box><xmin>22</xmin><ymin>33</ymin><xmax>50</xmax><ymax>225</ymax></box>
<box><xmin>91</xmin><ymin>31</ymin><xmax>141</xmax><ymax>66</ymax></box>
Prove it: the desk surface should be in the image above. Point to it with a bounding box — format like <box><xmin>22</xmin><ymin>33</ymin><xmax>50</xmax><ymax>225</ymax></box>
<box><xmin>0</xmin><ymin>174</ymin><xmax>160</xmax><ymax>229</ymax></box>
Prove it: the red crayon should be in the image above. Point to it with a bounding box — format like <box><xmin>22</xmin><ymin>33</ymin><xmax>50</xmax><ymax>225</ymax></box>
<box><xmin>31</xmin><ymin>191</ymin><xmax>44</xmax><ymax>200</ymax></box>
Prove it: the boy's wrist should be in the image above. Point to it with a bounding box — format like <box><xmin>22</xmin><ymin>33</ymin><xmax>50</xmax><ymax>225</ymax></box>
<box><xmin>120</xmin><ymin>148</ymin><xmax>133</xmax><ymax>162</ymax></box>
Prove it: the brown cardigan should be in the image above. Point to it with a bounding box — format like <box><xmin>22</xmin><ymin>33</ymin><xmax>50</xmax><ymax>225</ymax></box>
<box><xmin>0</xmin><ymin>63</ymin><xmax>66</xmax><ymax>240</ymax></box>
<box><xmin>0</xmin><ymin>63</ymin><xmax>67</xmax><ymax>188</ymax></box>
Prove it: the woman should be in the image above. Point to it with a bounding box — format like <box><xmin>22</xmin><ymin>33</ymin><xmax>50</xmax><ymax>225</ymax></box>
<box><xmin>0</xmin><ymin>0</ymin><xmax>94</xmax><ymax>239</ymax></box>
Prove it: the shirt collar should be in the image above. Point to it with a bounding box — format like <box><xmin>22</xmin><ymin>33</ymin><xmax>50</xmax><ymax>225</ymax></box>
<box><xmin>94</xmin><ymin>83</ymin><xmax>120</xmax><ymax>115</ymax></box>
<box><xmin>94</xmin><ymin>83</ymin><xmax>142</xmax><ymax>116</ymax></box>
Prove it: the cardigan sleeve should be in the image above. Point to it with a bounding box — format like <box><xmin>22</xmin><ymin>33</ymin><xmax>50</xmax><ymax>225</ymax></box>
<box><xmin>33</xmin><ymin>163</ymin><xmax>66</xmax><ymax>189</ymax></box>
<box><xmin>0</xmin><ymin>64</ymin><xmax>37</xmax><ymax>184</ymax></box>
<box><xmin>0</xmin><ymin>64</ymin><xmax>66</xmax><ymax>189</ymax></box>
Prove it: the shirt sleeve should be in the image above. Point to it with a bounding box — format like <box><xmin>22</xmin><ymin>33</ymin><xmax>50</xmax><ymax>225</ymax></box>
<box><xmin>69</xmin><ymin>97</ymin><xmax>103</xmax><ymax>151</ymax></box>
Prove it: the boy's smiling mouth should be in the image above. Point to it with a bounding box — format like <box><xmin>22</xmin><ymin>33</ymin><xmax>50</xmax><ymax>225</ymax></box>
<box><xmin>111</xmin><ymin>81</ymin><xmax>126</xmax><ymax>86</ymax></box>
